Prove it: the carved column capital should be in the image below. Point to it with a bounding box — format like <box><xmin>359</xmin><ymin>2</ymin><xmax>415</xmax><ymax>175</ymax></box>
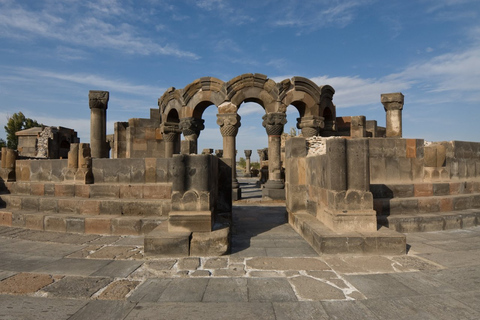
<box><xmin>262</xmin><ymin>112</ymin><xmax>287</xmax><ymax>136</ymax></box>
<box><xmin>297</xmin><ymin>115</ymin><xmax>325</xmax><ymax>137</ymax></box>
<box><xmin>179</xmin><ymin>117</ymin><xmax>205</xmax><ymax>139</ymax></box>
<box><xmin>88</xmin><ymin>90</ymin><xmax>109</xmax><ymax>110</ymax></box>
<box><xmin>244</xmin><ymin>150</ymin><xmax>252</xmax><ymax>158</ymax></box>
<box><xmin>160</xmin><ymin>122</ymin><xmax>181</xmax><ymax>142</ymax></box>
<box><xmin>381</xmin><ymin>93</ymin><xmax>404</xmax><ymax>111</ymax></box>
<box><xmin>217</xmin><ymin>113</ymin><xmax>241</xmax><ymax>137</ymax></box>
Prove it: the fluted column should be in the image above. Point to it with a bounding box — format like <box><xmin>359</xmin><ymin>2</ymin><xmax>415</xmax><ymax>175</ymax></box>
<box><xmin>217</xmin><ymin>112</ymin><xmax>241</xmax><ymax>194</ymax></box>
<box><xmin>297</xmin><ymin>115</ymin><xmax>325</xmax><ymax>138</ymax></box>
<box><xmin>179</xmin><ymin>117</ymin><xmax>205</xmax><ymax>154</ymax></box>
<box><xmin>89</xmin><ymin>90</ymin><xmax>109</xmax><ymax>158</ymax></box>
<box><xmin>262</xmin><ymin>112</ymin><xmax>287</xmax><ymax>192</ymax></box>
<box><xmin>381</xmin><ymin>93</ymin><xmax>404</xmax><ymax>138</ymax></box>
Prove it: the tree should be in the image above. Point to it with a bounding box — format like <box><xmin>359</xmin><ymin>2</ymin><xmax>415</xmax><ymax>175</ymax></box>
<box><xmin>0</xmin><ymin>138</ymin><xmax>5</xmax><ymax>148</ymax></box>
<box><xmin>238</xmin><ymin>157</ymin><xmax>246</xmax><ymax>169</ymax></box>
<box><xmin>4</xmin><ymin>112</ymin><xmax>42</xmax><ymax>150</ymax></box>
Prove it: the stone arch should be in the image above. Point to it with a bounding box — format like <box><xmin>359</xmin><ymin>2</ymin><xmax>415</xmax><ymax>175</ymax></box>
<box><xmin>183</xmin><ymin>77</ymin><xmax>226</xmax><ymax>118</ymax></box>
<box><xmin>225</xmin><ymin>73</ymin><xmax>278</xmax><ymax>113</ymax></box>
<box><xmin>281</xmin><ymin>77</ymin><xmax>321</xmax><ymax>117</ymax></box>
<box><xmin>319</xmin><ymin>85</ymin><xmax>336</xmax><ymax>133</ymax></box>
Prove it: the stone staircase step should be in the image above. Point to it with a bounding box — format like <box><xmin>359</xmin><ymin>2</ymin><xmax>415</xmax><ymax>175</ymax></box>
<box><xmin>0</xmin><ymin>194</ymin><xmax>170</xmax><ymax>216</ymax></box>
<box><xmin>0</xmin><ymin>182</ymin><xmax>171</xmax><ymax>200</ymax></box>
<box><xmin>377</xmin><ymin>209</ymin><xmax>480</xmax><ymax>233</ymax></box>
<box><xmin>0</xmin><ymin>210</ymin><xmax>165</xmax><ymax>235</ymax></box>
<box><xmin>371</xmin><ymin>181</ymin><xmax>480</xmax><ymax>199</ymax></box>
<box><xmin>374</xmin><ymin>194</ymin><xmax>480</xmax><ymax>215</ymax></box>
<box><xmin>288</xmin><ymin>211</ymin><xmax>406</xmax><ymax>255</ymax></box>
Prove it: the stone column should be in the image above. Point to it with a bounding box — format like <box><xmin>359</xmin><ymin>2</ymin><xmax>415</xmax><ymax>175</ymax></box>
<box><xmin>88</xmin><ymin>90</ymin><xmax>109</xmax><ymax>158</ymax></box>
<box><xmin>161</xmin><ymin>123</ymin><xmax>181</xmax><ymax>158</ymax></box>
<box><xmin>350</xmin><ymin>116</ymin><xmax>366</xmax><ymax>138</ymax></box>
<box><xmin>217</xmin><ymin>113</ymin><xmax>241</xmax><ymax>199</ymax></box>
<box><xmin>179</xmin><ymin>117</ymin><xmax>205</xmax><ymax>155</ymax></box>
<box><xmin>262</xmin><ymin>112</ymin><xmax>287</xmax><ymax>198</ymax></box>
<box><xmin>244</xmin><ymin>150</ymin><xmax>252</xmax><ymax>177</ymax></box>
<box><xmin>381</xmin><ymin>93</ymin><xmax>404</xmax><ymax>138</ymax></box>
<box><xmin>297</xmin><ymin>115</ymin><xmax>324</xmax><ymax>138</ymax></box>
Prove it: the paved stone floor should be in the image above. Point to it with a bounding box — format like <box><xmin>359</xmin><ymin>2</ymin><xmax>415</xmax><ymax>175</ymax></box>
<box><xmin>1</xmin><ymin>181</ymin><xmax>480</xmax><ymax>319</ymax></box>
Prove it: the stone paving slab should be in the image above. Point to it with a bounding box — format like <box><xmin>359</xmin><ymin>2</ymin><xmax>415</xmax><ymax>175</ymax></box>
<box><xmin>124</xmin><ymin>302</ymin><xmax>276</xmax><ymax>320</ymax></box>
<box><xmin>90</xmin><ymin>260</ymin><xmax>143</xmax><ymax>278</ymax></box>
<box><xmin>0</xmin><ymin>271</ymin><xmax>15</xmax><ymax>281</ymax></box>
<box><xmin>247</xmin><ymin>278</ymin><xmax>297</xmax><ymax>302</ymax></box>
<box><xmin>321</xmin><ymin>300</ymin><xmax>381</xmax><ymax>320</ymax></box>
<box><xmin>0</xmin><ymin>253</ymin><xmax>60</xmax><ymax>273</ymax></box>
<box><xmin>344</xmin><ymin>273</ymin><xmax>422</xmax><ymax>299</ymax></box>
<box><xmin>33</xmin><ymin>258</ymin><xmax>112</xmax><ymax>276</ymax></box>
<box><xmin>273</xmin><ymin>301</ymin><xmax>330</xmax><ymax>320</ymax></box>
<box><xmin>0</xmin><ymin>272</ymin><xmax>55</xmax><ymax>294</ymax></box>
<box><xmin>69</xmin><ymin>300</ymin><xmax>137</xmax><ymax>320</ymax></box>
<box><xmin>0</xmin><ymin>295</ymin><xmax>87</xmax><ymax>320</ymax></box>
<box><xmin>41</xmin><ymin>276</ymin><xmax>112</xmax><ymax>299</ymax></box>
<box><xmin>202</xmin><ymin>278</ymin><xmax>248</xmax><ymax>302</ymax></box>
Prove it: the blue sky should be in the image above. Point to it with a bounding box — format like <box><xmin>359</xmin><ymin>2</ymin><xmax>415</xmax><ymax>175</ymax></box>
<box><xmin>0</xmin><ymin>0</ymin><xmax>479</xmax><ymax>161</ymax></box>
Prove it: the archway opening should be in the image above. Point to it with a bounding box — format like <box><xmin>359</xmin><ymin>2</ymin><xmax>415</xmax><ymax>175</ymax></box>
<box><xmin>196</xmin><ymin>103</ymin><xmax>222</xmax><ymax>154</ymax></box>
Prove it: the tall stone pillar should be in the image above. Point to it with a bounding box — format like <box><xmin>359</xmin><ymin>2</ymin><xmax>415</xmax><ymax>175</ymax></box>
<box><xmin>381</xmin><ymin>93</ymin><xmax>404</xmax><ymax>138</ymax></box>
<box><xmin>350</xmin><ymin>116</ymin><xmax>366</xmax><ymax>138</ymax></box>
<box><xmin>297</xmin><ymin>115</ymin><xmax>324</xmax><ymax>138</ymax></box>
<box><xmin>88</xmin><ymin>90</ymin><xmax>109</xmax><ymax>158</ymax></box>
<box><xmin>179</xmin><ymin>117</ymin><xmax>205</xmax><ymax>155</ymax></box>
<box><xmin>262</xmin><ymin>112</ymin><xmax>287</xmax><ymax>199</ymax></box>
<box><xmin>217</xmin><ymin>113</ymin><xmax>241</xmax><ymax>200</ymax></box>
<box><xmin>244</xmin><ymin>150</ymin><xmax>252</xmax><ymax>177</ymax></box>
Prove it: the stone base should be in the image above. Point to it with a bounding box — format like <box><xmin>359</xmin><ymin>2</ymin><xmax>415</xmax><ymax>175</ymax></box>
<box><xmin>289</xmin><ymin>211</ymin><xmax>406</xmax><ymax>255</ymax></box>
<box><xmin>190</xmin><ymin>222</ymin><xmax>230</xmax><ymax>256</ymax></box>
<box><xmin>232</xmin><ymin>188</ymin><xmax>241</xmax><ymax>201</ymax></box>
<box><xmin>322</xmin><ymin>209</ymin><xmax>377</xmax><ymax>232</ymax></box>
<box><xmin>262</xmin><ymin>188</ymin><xmax>285</xmax><ymax>200</ymax></box>
<box><xmin>168</xmin><ymin>210</ymin><xmax>212</xmax><ymax>232</ymax></box>
<box><xmin>144</xmin><ymin>224</ymin><xmax>191</xmax><ymax>257</ymax></box>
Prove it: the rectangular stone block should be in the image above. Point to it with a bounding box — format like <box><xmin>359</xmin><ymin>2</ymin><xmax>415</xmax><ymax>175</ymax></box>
<box><xmin>57</xmin><ymin>198</ymin><xmax>77</xmax><ymax>213</ymax></box>
<box><xmin>78</xmin><ymin>200</ymin><xmax>101</xmax><ymax>215</ymax></box>
<box><xmin>143</xmin><ymin>184</ymin><xmax>171</xmax><ymax>199</ymax></box>
<box><xmin>370</xmin><ymin>158</ymin><xmax>386</xmax><ymax>183</ymax></box>
<box><xmin>55</xmin><ymin>184</ymin><xmax>75</xmax><ymax>197</ymax></box>
<box><xmin>39</xmin><ymin>198</ymin><xmax>57</xmax><ymax>212</ymax></box>
<box><xmin>21</xmin><ymin>197</ymin><xmax>39</xmax><ymax>211</ymax></box>
<box><xmin>119</xmin><ymin>185</ymin><xmax>143</xmax><ymax>199</ymax></box>
<box><xmin>44</xmin><ymin>183</ymin><xmax>55</xmax><ymax>196</ymax></box>
<box><xmin>0</xmin><ymin>211</ymin><xmax>12</xmax><ymax>226</ymax></box>
<box><xmin>414</xmin><ymin>183</ymin><xmax>433</xmax><ymax>197</ymax></box>
<box><xmin>30</xmin><ymin>183</ymin><xmax>45</xmax><ymax>196</ymax></box>
<box><xmin>66</xmin><ymin>216</ymin><xmax>85</xmax><ymax>233</ymax></box>
<box><xmin>144</xmin><ymin>225</ymin><xmax>190</xmax><ymax>257</ymax></box>
<box><xmin>74</xmin><ymin>185</ymin><xmax>90</xmax><ymax>198</ymax></box>
<box><xmin>85</xmin><ymin>217</ymin><xmax>112</xmax><ymax>234</ymax></box>
<box><xmin>145</xmin><ymin>158</ymin><xmax>157</xmax><ymax>183</ymax></box>
<box><xmin>24</xmin><ymin>213</ymin><xmax>44</xmax><ymax>230</ymax></box>
<box><xmin>440</xmin><ymin>198</ymin><xmax>453</xmax><ymax>212</ymax></box>
<box><xmin>89</xmin><ymin>185</ymin><xmax>120</xmax><ymax>198</ymax></box>
<box><xmin>111</xmin><ymin>218</ymin><xmax>142</xmax><ymax>235</ymax></box>
<box><xmin>406</xmin><ymin>139</ymin><xmax>417</xmax><ymax>158</ymax></box>
<box><xmin>433</xmin><ymin>183</ymin><xmax>450</xmax><ymax>196</ymax></box>
<box><xmin>417</xmin><ymin>198</ymin><xmax>440</xmax><ymax>213</ymax></box>
<box><xmin>168</xmin><ymin>211</ymin><xmax>212</xmax><ymax>233</ymax></box>
<box><xmin>45</xmin><ymin>215</ymin><xmax>67</xmax><ymax>232</ymax></box>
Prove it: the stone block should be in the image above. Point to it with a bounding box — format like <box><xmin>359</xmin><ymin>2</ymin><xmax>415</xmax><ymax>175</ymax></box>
<box><xmin>78</xmin><ymin>200</ymin><xmax>101</xmax><ymax>215</ymax></box>
<box><xmin>24</xmin><ymin>213</ymin><xmax>44</xmax><ymax>230</ymax></box>
<box><xmin>450</xmin><ymin>182</ymin><xmax>466</xmax><ymax>195</ymax></box>
<box><xmin>21</xmin><ymin>197</ymin><xmax>39</xmax><ymax>211</ymax></box>
<box><xmin>74</xmin><ymin>185</ymin><xmax>90</xmax><ymax>198</ymax></box>
<box><xmin>112</xmin><ymin>218</ymin><xmax>142</xmax><ymax>235</ymax></box>
<box><xmin>391</xmin><ymin>184</ymin><xmax>415</xmax><ymax>198</ymax></box>
<box><xmin>389</xmin><ymin>198</ymin><xmax>418</xmax><ymax>215</ymax></box>
<box><xmin>84</xmin><ymin>217</ymin><xmax>112</xmax><ymax>234</ymax></box>
<box><xmin>140</xmin><ymin>218</ymin><xmax>164</xmax><ymax>234</ymax></box>
<box><xmin>443</xmin><ymin>215</ymin><xmax>462</xmax><ymax>230</ymax></box>
<box><xmin>433</xmin><ymin>183</ymin><xmax>450</xmax><ymax>196</ymax></box>
<box><xmin>168</xmin><ymin>210</ymin><xmax>212</xmax><ymax>233</ymax></box>
<box><xmin>55</xmin><ymin>184</ymin><xmax>75</xmax><ymax>197</ymax></box>
<box><xmin>406</xmin><ymin>139</ymin><xmax>417</xmax><ymax>158</ymax></box>
<box><xmin>417</xmin><ymin>198</ymin><xmax>440</xmax><ymax>213</ymax></box>
<box><xmin>30</xmin><ymin>183</ymin><xmax>45</xmax><ymax>196</ymax></box>
<box><xmin>45</xmin><ymin>215</ymin><xmax>67</xmax><ymax>232</ymax></box>
<box><xmin>143</xmin><ymin>184</ymin><xmax>171</xmax><ymax>199</ymax></box>
<box><xmin>414</xmin><ymin>183</ymin><xmax>433</xmax><ymax>197</ymax></box>
<box><xmin>44</xmin><ymin>183</ymin><xmax>55</xmax><ymax>196</ymax></box>
<box><xmin>262</xmin><ymin>188</ymin><xmax>285</xmax><ymax>200</ymax></box>
<box><xmin>0</xmin><ymin>211</ymin><xmax>12</xmax><ymax>226</ymax></box>
<box><xmin>144</xmin><ymin>225</ymin><xmax>190</xmax><ymax>257</ymax></box>
<box><xmin>99</xmin><ymin>200</ymin><xmax>122</xmax><ymax>215</ymax></box>
<box><xmin>285</xmin><ymin>137</ymin><xmax>307</xmax><ymax>158</ymax></box>
<box><xmin>394</xmin><ymin>139</ymin><xmax>407</xmax><ymax>158</ymax></box>
<box><xmin>385</xmin><ymin>158</ymin><xmax>401</xmax><ymax>182</ymax></box>
<box><xmin>38</xmin><ymin>198</ymin><xmax>57</xmax><ymax>212</ymax></box>
<box><xmin>122</xmin><ymin>201</ymin><xmax>164</xmax><ymax>216</ymax></box>
<box><xmin>440</xmin><ymin>198</ymin><xmax>453</xmax><ymax>212</ymax></box>
<box><xmin>57</xmin><ymin>198</ymin><xmax>77</xmax><ymax>213</ymax></box>
<box><xmin>89</xmin><ymin>185</ymin><xmax>120</xmax><ymax>198</ymax></box>
<box><xmin>370</xmin><ymin>157</ymin><xmax>386</xmax><ymax>182</ymax></box>
<box><xmin>145</xmin><ymin>158</ymin><xmax>157</xmax><ymax>183</ymax></box>
<box><xmin>453</xmin><ymin>196</ymin><xmax>473</xmax><ymax>211</ymax></box>
<box><xmin>66</xmin><ymin>216</ymin><xmax>85</xmax><ymax>233</ymax></box>
<box><xmin>190</xmin><ymin>224</ymin><xmax>230</xmax><ymax>256</ymax></box>
<box><xmin>398</xmin><ymin>158</ymin><xmax>413</xmax><ymax>182</ymax></box>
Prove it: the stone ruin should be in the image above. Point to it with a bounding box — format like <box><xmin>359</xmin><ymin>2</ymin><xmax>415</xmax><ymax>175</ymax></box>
<box><xmin>1</xmin><ymin>74</ymin><xmax>480</xmax><ymax>257</ymax></box>
<box><xmin>16</xmin><ymin>126</ymin><xmax>80</xmax><ymax>159</ymax></box>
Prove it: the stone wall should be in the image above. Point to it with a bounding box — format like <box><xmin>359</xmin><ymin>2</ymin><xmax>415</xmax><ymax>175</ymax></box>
<box><xmin>285</xmin><ymin>137</ymin><xmax>376</xmax><ymax>232</ymax></box>
<box><xmin>112</xmin><ymin>109</ymin><xmax>165</xmax><ymax>159</ymax></box>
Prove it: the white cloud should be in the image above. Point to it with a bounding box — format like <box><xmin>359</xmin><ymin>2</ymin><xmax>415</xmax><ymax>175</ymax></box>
<box><xmin>0</xmin><ymin>2</ymin><xmax>199</xmax><ymax>59</ymax></box>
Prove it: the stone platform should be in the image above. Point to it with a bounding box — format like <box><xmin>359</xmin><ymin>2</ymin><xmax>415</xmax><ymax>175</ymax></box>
<box><xmin>1</xmin><ymin>203</ymin><xmax>480</xmax><ymax>319</ymax></box>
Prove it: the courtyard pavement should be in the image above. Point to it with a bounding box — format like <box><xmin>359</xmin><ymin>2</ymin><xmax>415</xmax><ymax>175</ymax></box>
<box><xmin>0</xmin><ymin>179</ymin><xmax>480</xmax><ymax>319</ymax></box>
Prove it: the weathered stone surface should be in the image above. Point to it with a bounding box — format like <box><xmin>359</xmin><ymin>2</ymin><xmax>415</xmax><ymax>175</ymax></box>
<box><xmin>97</xmin><ymin>280</ymin><xmax>141</xmax><ymax>300</ymax></box>
<box><xmin>42</xmin><ymin>276</ymin><xmax>112</xmax><ymax>299</ymax></box>
<box><xmin>0</xmin><ymin>272</ymin><xmax>55</xmax><ymax>294</ymax></box>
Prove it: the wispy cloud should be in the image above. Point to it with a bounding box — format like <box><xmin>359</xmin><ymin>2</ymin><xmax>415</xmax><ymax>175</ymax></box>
<box><xmin>0</xmin><ymin>1</ymin><xmax>199</xmax><ymax>59</ymax></box>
